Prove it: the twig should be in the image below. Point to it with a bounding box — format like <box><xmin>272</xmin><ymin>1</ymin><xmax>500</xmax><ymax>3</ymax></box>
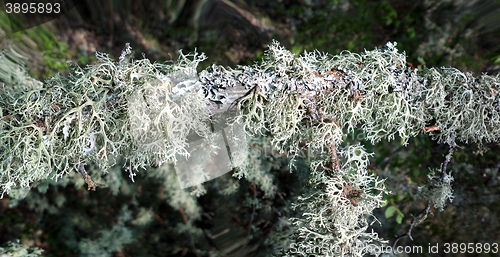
<box><xmin>440</xmin><ymin>135</ymin><xmax>459</xmax><ymax>182</ymax></box>
<box><xmin>301</xmin><ymin>93</ymin><xmax>341</xmax><ymax>172</ymax></box>
<box><xmin>376</xmin><ymin>146</ymin><xmax>404</xmax><ymax>169</ymax></box>
<box><xmin>392</xmin><ymin>135</ymin><xmax>459</xmax><ymax>252</ymax></box>
<box><xmin>302</xmin><ymin>94</ymin><xmax>320</xmax><ymax>123</ymax></box>
<box><xmin>326</xmin><ymin>133</ymin><xmax>341</xmax><ymax>172</ymax></box>
<box><xmin>392</xmin><ymin>201</ymin><xmax>431</xmax><ymax>252</ymax></box>
<box><xmin>489</xmin><ymin>162</ymin><xmax>500</xmax><ymax>186</ymax></box>
<box><xmin>78</xmin><ymin>163</ymin><xmax>105</xmax><ymax>191</ymax></box>
<box><xmin>228</xmin><ymin>183</ymin><xmax>258</xmax><ymax>257</ymax></box>
<box><xmin>118</xmin><ymin>43</ymin><xmax>131</xmax><ymax>67</ymax></box>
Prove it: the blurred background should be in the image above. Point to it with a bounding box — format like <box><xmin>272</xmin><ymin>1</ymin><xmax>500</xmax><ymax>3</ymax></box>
<box><xmin>1</xmin><ymin>0</ymin><xmax>500</xmax><ymax>256</ymax></box>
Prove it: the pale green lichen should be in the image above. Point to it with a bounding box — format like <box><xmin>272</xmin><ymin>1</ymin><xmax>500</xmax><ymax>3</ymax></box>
<box><xmin>0</xmin><ymin>47</ymin><xmax>212</xmax><ymax>197</ymax></box>
<box><xmin>290</xmin><ymin>144</ymin><xmax>389</xmax><ymax>257</ymax></box>
<box><xmin>418</xmin><ymin>169</ymin><xmax>454</xmax><ymax>211</ymax></box>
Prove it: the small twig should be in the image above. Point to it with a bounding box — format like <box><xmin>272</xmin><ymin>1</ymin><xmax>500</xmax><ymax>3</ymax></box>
<box><xmin>392</xmin><ymin>201</ymin><xmax>432</xmax><ymax>252</ymax></box>
<box><xmin>489</xmin><ymin>162</ymin><xmax>500</xmax><ymax>186</ymax></box>
<box><xmin>207</xmin><ymin>228</ymin><xmax>230</xmax><ymax>239</ymax></box>
<box><xmin>325</xmin><ymin>133</ymin><xmax>341</xmax><ymax>172</ymax></box>
<box><xmin>301</xmin><ymin>94</ymin><xmax>341</xmax><ymax>172</ymax></box>
<box><xmin>440</xmin><ymin>135</ymin><xmax>460</xmax><ymax>182</ymax></box>
<box><xmin>302</xmin><ymin>95</ymin><xmax>320</xmax><ymax>123</ymax></box>
<box><xmin>78</xmin><ymin>163</ymin><xmax>105</xmax><ymax>191</ymax></box>
<box><xmin>423</xmin><ymin>125</ymin><xmax>439</xmax><ymax>133</ymax></box>
<box><xmin>118</xmin><ymin>43</ymin><xmax>131</xmax><ymax>67</ymax></box>
<box><xmin>179</xmin><ymin>206</ymin><xmax>188</xmax><ymax>224</ymax></box>
<box><xmin>228</xmin><ymin>183</ymin><xmax>258</xmax><ymax>257</ymax></box>
<box><xmin>393</xmin><ymin>136</ymin><xmax>459</xmax><ymax>252</ymax></box>
<box><xmin>249</xmin><ymin>184</ymin><xmax>257</xmax><ymax>226</ymax></box>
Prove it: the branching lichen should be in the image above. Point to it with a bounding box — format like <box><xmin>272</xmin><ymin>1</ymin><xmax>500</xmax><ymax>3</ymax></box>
<box><xmin>290</xmin><ymin>144</ymin><xmax>389</xmax><ymax>257</ymax></box>
<box><xmin>418</xmin><ymin>169</ymin><xmax>455</xmax><ymax>211</ymax></box>
<box><xmin>0</xmin><ymin>46</ymin><xmax>212</xmax><ymax>197</ymax></box>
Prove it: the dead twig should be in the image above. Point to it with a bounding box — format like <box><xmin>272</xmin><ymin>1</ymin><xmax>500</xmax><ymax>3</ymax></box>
<box><xmin>392</xmin><ymin>135</ymin><xmax>459</xmax><ymax>251</ymax></box>
<box><xmin>423</xmin><ymin>125</ymin><xmax>439</xmax><ymax>133</ymax></box>
<box><xmin>392</xmin><ymin>201</ymin><xmax>432</xmax><ymax>252</ymax></box>
<box><xmin>78</xmin><ymin>163</ymin><xmax>105</xmax><ymax>191</ymax></box>
<box><xmin>326</xmin><ymin>132</ymin><xmax>341</xmax><ymax>172</ymax></box>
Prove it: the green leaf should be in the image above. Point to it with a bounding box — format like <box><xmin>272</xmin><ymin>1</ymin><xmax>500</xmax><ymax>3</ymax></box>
<box><xmin>396</xmin><ymin>213</ymin><xmax>404</xmax><ymax>224</ymax></box>
<box><xmin>385</xmin><ymin>206</ymin><xmax>396</xmax><ymax>218</ymax></box>
<box><xmin>491</xmin><ymin>54</ymin><xmax>500</xmax><ymax>64</ymax></box>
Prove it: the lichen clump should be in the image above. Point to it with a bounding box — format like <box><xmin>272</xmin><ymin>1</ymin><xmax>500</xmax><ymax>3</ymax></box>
<box><xmin>0</xmin><ymin>46</ymin><xmax>212</xmax><ymax>197</ymax></box>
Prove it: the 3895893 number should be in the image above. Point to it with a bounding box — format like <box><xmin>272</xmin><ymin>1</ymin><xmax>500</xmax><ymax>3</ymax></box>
<box><xmin>5</xmin><ymin>2</ymin><xmax>61</xmax><ymax>14</ymax></box>
<box><xmin>443</xmin><ymin>243</ymin><xmax>498</xmax><ymax>254</ymax></box>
